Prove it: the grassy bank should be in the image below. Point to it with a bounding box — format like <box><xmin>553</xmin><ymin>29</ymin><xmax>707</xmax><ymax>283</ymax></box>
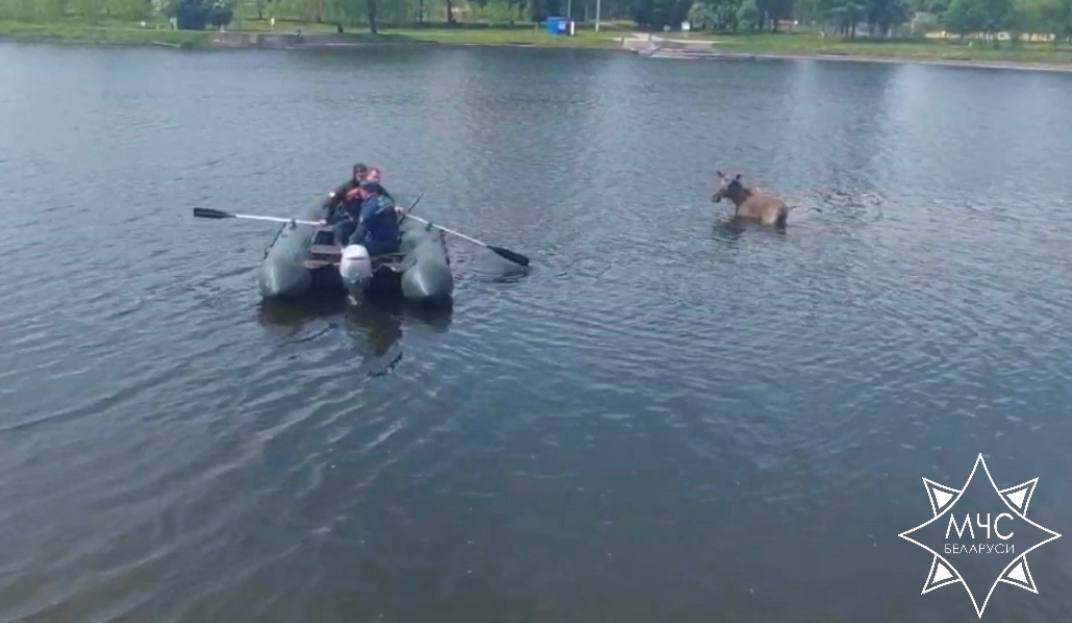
<box><xmin>4</xmin><ymin>17</ymin><xmax>1072</xmax><ymax>66</ymax></box>
<box><xmin>0</xmin><ymin>17</ymin><xmax>627</xmax><ymax>49</ymax></box>
<box><xmin>705</xmin><ymin>32</ymin><xmax>1072</xmax><ymax>65</ymax></box>
<box><xmin>0</xmin><ymin>18</ymin><xmax>211</xmax><ymax>46</ymax></box>
<box><xmin>383</xmin><ymin>26</ymin><xmax>623</xmax><ymax>48</ymax></box>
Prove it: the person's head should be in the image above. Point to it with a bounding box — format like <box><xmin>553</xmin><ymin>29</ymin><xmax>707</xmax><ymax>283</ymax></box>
<box><xmin>359</xmin><ymin>179</ymin><xmax>382</xmax><ymax>196</ymax></box>
<box><xmin>365</xmin><ymin>167</ymin><xmax>382</xmax><ymax>184</ymax></box>
<box><xmin>712</xmin><ymin>171</ymin><xmax>743</xmax><ymax>203</ymax></box>
<box><xmin>352</xmin><ymin>163</ymin><xmax>369</xmax><ymax>182</ymax></box>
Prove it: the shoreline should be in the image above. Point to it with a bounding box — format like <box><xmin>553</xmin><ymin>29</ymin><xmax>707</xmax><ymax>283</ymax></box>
<box><xmin>628</xmin><ymin>33</ymin><xmax>1072</xmax><ymax>73</ymax></box>
<box><xmin>670</xmin><ymin>48</ymin><xmax>1072</xmax><ymax>73</ymax></box>
<box><xmin>2</xmin><ymin>26</ymin><xmax>1072</xmax><ymax>73</ymax></box>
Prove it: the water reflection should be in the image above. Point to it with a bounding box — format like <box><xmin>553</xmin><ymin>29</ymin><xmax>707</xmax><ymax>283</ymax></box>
<box><xmin>257</xmin><ymin>295</ymin><xmax>453</xmax><ymax>375</ymax></box>
<box><xmin>710</xmin><ymin>215</ymin><xmax>790</xmax><ymax>243</ymax></box>
<box><xmin>710</xmin><ymin>216</ymin><xmax>747</xmax><ymax>243</ymax></box>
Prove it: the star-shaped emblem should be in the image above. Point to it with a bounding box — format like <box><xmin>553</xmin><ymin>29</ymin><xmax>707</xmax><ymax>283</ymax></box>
<box><xmin>899</xmin><ymin>454</ymin><xmax>1061</xmax><ymax>618</ymax></box>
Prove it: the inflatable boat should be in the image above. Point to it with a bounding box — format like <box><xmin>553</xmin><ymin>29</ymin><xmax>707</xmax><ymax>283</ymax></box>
<box><xmin>257</xmin><ymin>201</ymin><xmax>453</xmax><ymax>304</ymax></box>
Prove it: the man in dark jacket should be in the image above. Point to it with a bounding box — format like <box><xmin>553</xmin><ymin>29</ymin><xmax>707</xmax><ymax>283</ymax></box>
<box><xmin>324</xmin><ymin>164</ymin><xmax>394</xmax><ymax>223</ymax></box>
<box><xmin>347</xmin><ymin>180</ymin><xmax>401</xmax><ymax>255</ymax></box>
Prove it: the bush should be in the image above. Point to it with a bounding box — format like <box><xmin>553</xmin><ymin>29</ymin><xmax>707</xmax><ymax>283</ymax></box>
<box><xmin>208</xmin><ymin>0</ymin><xmax>232</xmax><ymax>27</ymax></box>
<box><xmin>687</xmin><ymin>1</ymin><xmax>717</xmax><ymax>28</ymax></box>
<box><xmin>737</xmin><ymin>0</ymin><xmax>759</xmax><ymax>27</ymax></box>
<box><xmin>716</xmin><ymin>2</ymin><xmax>739</xmax><ymax>29</ymax></box>
<box><xmin>167</xmin><ymin>0</ymin><xmax>206</xmax><ymax>28</ymax></box>
<box><xmin>167</xmin><ymin>0</ymin><xmax>232</xmax><ymax>29</ymax></box>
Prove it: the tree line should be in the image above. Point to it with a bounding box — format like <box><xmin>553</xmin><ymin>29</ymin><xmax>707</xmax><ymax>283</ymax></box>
<box><xmin>1</xmin><ymin>0</ymin><xmax>1068</xmax><ymax>40</ymax></box>
<box><xmin>686</xmin><ymin>0</ymin><xmax>1070</xmax><ymax>40</ymax></box>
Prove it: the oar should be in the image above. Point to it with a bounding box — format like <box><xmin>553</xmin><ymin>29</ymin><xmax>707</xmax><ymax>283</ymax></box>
<box><xmin>194</xmin><ymin>205</ymin><xmax>530</xmax><ymax>267</ymax></box>
<box><xmin>192</xmin><ymin>207</ymin><xmax>319</xmax><ymax>226</ymax></box>
<box><xmin>397</xmin><ymin>192</ymin><xmax>424</xmax><ymax>225</ymax></box>
<box><xmin>405</xmin><ymin>215</ymin><xmax>530</xmax><ymax>267</ymax></box>
<box><xmin>194</xmin><ymin>192</ymin><xmax>424</xmax><ymax>227</ymax></box>
<box><xmin>405</xmin><ymin>191</ymin><xmax>424</xmax><ymax>215</ymax></box>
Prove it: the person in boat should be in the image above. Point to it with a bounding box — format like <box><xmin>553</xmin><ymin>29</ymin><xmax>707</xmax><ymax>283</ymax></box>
<box><xmin>323</xmin><ymin>164</ymin><xmax>394</xmax><ymax>223</ymax></box>
<box><xmin>323</xmin><ymin>163</ymin><xmax>368</xmax><ymax>219</ymax></box>
<box><xmin>331</xmin><ymin>169</ymin><xmax>404</xmax><ymax>253</ymax></box>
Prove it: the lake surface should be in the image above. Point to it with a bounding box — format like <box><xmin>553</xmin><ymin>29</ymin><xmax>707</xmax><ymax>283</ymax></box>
<box><xmin>1</xmin><ymin>41</ymin><xmax>1071</xmax><ymax>622</ymax></box>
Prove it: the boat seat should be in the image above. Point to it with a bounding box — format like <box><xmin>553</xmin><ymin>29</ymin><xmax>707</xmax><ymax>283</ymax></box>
<box><xmin>310</xmin><ymin>244</ymin><xmax>342</xmax><ymax>257</ymax></box>
<box><xmin>303</xmin><ymin>248</ymin><xmax>409</xmax><ymax>272</ymax></box>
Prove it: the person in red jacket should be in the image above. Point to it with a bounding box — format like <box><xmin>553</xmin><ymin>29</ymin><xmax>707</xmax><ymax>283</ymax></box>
<box><xmin>322</xmin><ymin>162</ymin><xmax>368</xmax><ymax>220</ymax></box>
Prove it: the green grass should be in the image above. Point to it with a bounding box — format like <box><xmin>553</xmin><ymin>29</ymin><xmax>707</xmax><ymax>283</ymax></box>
<box><xmin>382</xmin><ymin>26</ymin><xmax>625</xmax><ymax>48</ymax></box>
<box><xmin>4</xmin><ymin>16</ymin><xmax>1072</xmax><ymax>65</ymax></box>
<box><xmin>224</xmin><ymin>17</ymin><xmax>342</xmax><ymax>33</ymax></box>
<box><xmin>0</xmin><ymin>18</ymin><xmax>211</xmax><ymax>46</ymax></box>
<box><xmin>0</xmin><ymin>16</ymin><xmax>630</xmax><ymax>49</ymax></box>
<box><xmin>224</xmin><ymin>16</ymin><xmax>631</xmax><ymax>47</ymax></box>
<box><xmin>706</xmin><ymin>32</ymin><xmax>1072</xmax><ymax>65</ymax></box>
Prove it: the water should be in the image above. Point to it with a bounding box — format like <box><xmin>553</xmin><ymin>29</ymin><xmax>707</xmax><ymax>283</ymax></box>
<box><xmin>1</xmin><ymin>42</ymin><xmax>1071</xmax><ymax>622</ymax></box>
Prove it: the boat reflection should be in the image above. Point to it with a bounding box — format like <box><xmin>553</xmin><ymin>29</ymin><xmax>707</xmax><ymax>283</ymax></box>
<box><xmin>257</xmin><ymin>294</ymin><xmax>453</xmax><ymax>376</ymax></box>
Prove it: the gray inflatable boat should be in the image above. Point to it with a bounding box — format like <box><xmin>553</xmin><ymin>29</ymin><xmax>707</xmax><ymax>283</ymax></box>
<box><xmin>257</xmin><ymin>201</ymin><xmax>453</xmax><ymax>304</ymax></box>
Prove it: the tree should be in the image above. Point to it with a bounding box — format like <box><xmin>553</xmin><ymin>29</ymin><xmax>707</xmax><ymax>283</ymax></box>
<box><xmin>944</xmin><ymin>0</ymin><xmax>1009</xmax><ymax>37</ymax></box>
<box><xmin>168</xmin><ymin>0</ymin><xmax>208</xmax><ymax>28</ymax></box>
<box><xmin>757</xmin><ymin>0</ymin><xmax>794</xmax><ymax>27</ymax></box>
<box><xmin>73</xmin><ymin>0</ymin><xmax>107</xmax><ymax>22</ymax></box>
<box><xmin>944</xmin><ymin>0</ymin><xmax>984</xmax><ymax>33</ymax></box>
<box><xmin>688</xmin><ymin>1</ymin><xmax>717</xmax><ymax>27</ymax></box>
<box><xmin>11</xmin><ymin>0</ymin><xmax>38</xmax><ymax>19</ymax></box>
<box><xmin>367</xmin><ymin>0</ymin><xmax>377</xmax><ymax>32</ymax></box>
<box><xmin>209</xmin><ymin>0</ymin><xmax>234</xmax><ymax>26</ymax></box>
<box><xmin>689</xmin><ymin>0</ymin><xmax>744</xmax><ymax>29</ymax></box>
<box><xmin>1035</xmin><ymin>0</ymin><xmax>1072</xmax><ymax>41</ymax></box>
<box><xmin>528</xmin><ymin>0</ymin><xmax>564</xmax><ymax>20</ymax></box>
<box><xmin>821</xmin><ymin>0</ymin><xmax>868</xmax><ymax>36</ymax></box>
<box><xmin>716</xmin><ymin>1</ymin><xmax>740</xmax><ymax>27</ymax></box>
<box><xmin>167</xmin><ymin>0</ymin><xmax>232</xmax><ymax>28</ymax></box>
<box><xmin>737</xmin><ymin>0</ymin><xmax>759</xmax><ymax>26</ymax></box>
<box><xmin>37</xmin><ymin>0</ymin><xmax>70</xmax><ymax>18</ymax></box>
<box><xmin>865</xmin><ymin>0</ymin><xmax>909</xmax><ymax>34</ymax></box>
<box><xmin>980</xmin><ymin>0</ymin><xmax>1012</xmax><ymax>33</ymax></box>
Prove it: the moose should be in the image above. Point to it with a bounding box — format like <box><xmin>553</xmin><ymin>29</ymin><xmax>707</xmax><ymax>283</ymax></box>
<box><xmin>712</xmin><ymin>171</ymin><xmax>790</xmax><ymax>227</ymax></box>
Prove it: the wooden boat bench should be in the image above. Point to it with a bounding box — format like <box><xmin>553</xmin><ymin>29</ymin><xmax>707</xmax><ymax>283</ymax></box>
<box><xmin>303</xmin><ymin>226</ymin><xmax>409</xmax><ymax>273</ymax></box>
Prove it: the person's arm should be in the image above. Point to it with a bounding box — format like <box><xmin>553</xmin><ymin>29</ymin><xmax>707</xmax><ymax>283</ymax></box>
<box><xmin>322</xmin><ymin>181</ymin><xmax>355</xmax><ymax>222</ymax></box>
<box><xmin>321</xmin><ymin>186</ymin><xmax>341</xmax><ymax>220</ymax></box>
<box><xmin>379</xmin><ymin>195</ymin><xmax>396</xmax><ymax>215</ymax></box>
<box><xmin>351</xmin><ymin>198</ymin><xmax>376</xmax><ymax>244</ymax></box>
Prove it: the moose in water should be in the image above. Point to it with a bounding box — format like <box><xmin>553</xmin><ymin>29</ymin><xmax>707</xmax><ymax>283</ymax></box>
<box><xmin>712</xmin><ymin>171</ymin><xmax>790</xmax><ymax>227</ymax></box>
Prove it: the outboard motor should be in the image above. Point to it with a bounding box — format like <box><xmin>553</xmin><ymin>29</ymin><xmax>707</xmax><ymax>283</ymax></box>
<box><xmin>339</xmin><ymin>244</ymin><xmax>372</xmax><ymax>298</ymax></box>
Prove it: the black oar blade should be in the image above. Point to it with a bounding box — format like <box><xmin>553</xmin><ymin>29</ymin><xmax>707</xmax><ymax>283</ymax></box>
<box><xmin>192</xmin><ymin>208</ymin><xmax>234</xmax><ymax>220</ymax></box>
<box><xmin>408</xmin><ymin>192</ymin><xmax>424</xmax><ymax>212</ymax></box>
<box><xmin>489</xmin><ymin>246</ymin><xmax>530</xmax><ymax>267</ymax></box>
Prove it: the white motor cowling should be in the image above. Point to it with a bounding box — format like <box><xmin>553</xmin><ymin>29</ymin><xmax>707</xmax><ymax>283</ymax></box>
<box><xmin>338</xmin><ymin>244</ymin><xmax>372</xmax><ymax>290</ymax></box>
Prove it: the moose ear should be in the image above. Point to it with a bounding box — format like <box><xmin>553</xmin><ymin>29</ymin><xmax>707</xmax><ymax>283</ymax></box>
<box><xmin>715</xmin><ymin>170</ymin><xmax>724</xmax><ymax>178</ymax></box>
<box><xmin>734</xmin><ymin>174</ymin><xmax>741</xmax><ymax>181</ymax></box>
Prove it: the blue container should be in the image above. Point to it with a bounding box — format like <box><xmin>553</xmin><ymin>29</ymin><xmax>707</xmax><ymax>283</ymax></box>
<box><xmin>545</xmin><ymin>17</ymin><xmax>569</xmax><ymax>36</ymax></box>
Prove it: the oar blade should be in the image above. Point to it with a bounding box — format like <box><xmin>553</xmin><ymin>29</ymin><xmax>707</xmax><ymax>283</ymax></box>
<box><xmin>408</xmin><ymin>192</ymin><xmax>424</xmax><ymax>213</ymax></box>
<box><xmin>489</xmin><ymin>246</ymin><xmax>530</xmax><ymax>267</ymax></box>
<box><xmin>193</xmin><ymin>208</ymin><xmax>234</xmax><ymax>220</ymax></box>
